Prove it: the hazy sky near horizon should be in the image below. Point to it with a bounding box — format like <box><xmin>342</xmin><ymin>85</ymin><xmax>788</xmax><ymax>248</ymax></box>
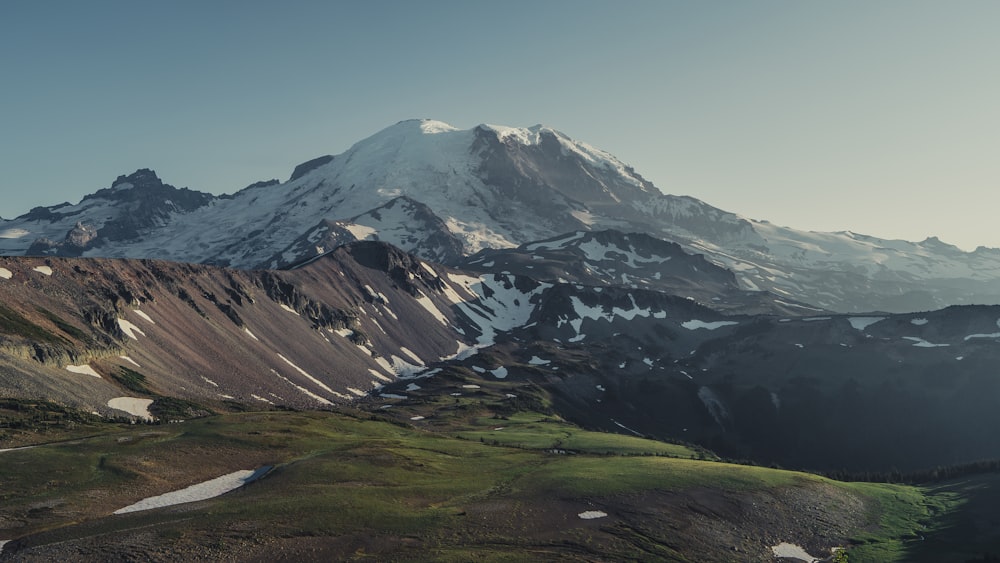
<box><xmin>2</xmin><ymin>1</ymin><xmax>998</xmax><ymax>250</ymax></box>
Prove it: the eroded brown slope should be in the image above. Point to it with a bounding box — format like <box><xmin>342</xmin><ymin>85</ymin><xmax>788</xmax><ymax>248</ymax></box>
<box><xmin>0</xmin><ymin>243</ymin><xmax>476</xmax><ymax>417</ymax></box>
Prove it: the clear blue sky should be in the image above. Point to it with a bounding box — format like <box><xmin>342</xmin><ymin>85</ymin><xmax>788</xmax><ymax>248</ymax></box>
<box><xmin>2</xmin><ymin>1</ymin><xmax>998</xmax><ymax>249</ymax></box>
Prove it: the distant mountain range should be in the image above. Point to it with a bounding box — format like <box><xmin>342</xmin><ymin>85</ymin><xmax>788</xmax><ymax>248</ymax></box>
<box><xmin>3</xmin><ymin>118</ymin><xmax>1000</xmax><ymax>313</ymax></box>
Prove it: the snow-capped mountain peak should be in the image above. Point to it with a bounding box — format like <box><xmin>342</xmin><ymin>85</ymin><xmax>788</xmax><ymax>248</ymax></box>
<box><xmin>4</xmin><ymin>118</ymin><xmax>1000</xmax><ymax>313</ymax></box>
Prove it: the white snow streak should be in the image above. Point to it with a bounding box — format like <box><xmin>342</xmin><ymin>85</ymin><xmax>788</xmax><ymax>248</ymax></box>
<box><xmin>117</xmin><ymin>318</ymin><xmax>146</xmax><ymax>340</ymax></box>
<box><xmin>578</xmin><ymin>510</ymin><xmax>609</xmax><ymax>520</ymax></box>
<box><xmin>114</xmin><ymin>469</ymin><xmax>259</xmax><ymax>514</ymax></box>
<box><xmin>276</xmin><ymin>354</ymin><xmax>347</xmax><ymax>399</ymax></box>
<box><xmin>133</xmin><ymin>310</ymin><xmax>155</xmax><ymax>324</ymax></box>
<box><xmin>66</xmin><ymin>364</ymin><xmax>101</xmax><ymax>378</ymax></box>
<box><xmin>681</xmin><ymin>319</ymin><xmax>738</xmax><ymax>330</ymax></box>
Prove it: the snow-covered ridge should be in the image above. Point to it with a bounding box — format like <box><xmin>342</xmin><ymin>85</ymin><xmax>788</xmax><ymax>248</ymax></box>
<box><xmin>4</xmin><ymin>117</ymin><xmax>1000</xmax><ymax>313</ymax></box>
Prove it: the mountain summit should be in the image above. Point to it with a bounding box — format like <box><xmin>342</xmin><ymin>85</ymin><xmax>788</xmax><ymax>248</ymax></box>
<box><xmin>2</xmin><ymin>119</ymin><xmax>1000</xmax><ymax>312</ymax></box>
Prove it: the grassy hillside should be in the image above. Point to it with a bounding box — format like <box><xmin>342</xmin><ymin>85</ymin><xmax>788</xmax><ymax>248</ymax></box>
<box><xmin>0</xmin><ymin>406</ymin><xmax>969</xmax><ymax>562</ymax></box>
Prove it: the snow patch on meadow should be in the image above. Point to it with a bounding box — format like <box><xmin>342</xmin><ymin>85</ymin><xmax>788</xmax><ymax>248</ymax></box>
<box><xmin>114</xmin><ymin>468</ymin><xmax>264</xmax><ymax>514</ymax></box>
<box><xmin>32</xmin><ymin>265</ymin><xmax>53</xmax><ymax>276</ymax></box>
<box><xmin>0</xmin><ymin>268</ymin><xmax>11</xmax><ymax>280</ymax></box>
<box><xmin>578</xmin><ymin>510</ymin><xmax>608</xmax><ymax>520</ymax></box>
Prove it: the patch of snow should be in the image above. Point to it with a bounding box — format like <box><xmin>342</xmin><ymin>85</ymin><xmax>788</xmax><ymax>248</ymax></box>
<box><xmin>276</xmin><ymin>354</ymin><xmax>348</xmax><ymax>399</ymax></box>
<box><xmin>419</xmin><ymin>260</ymin><xmax>438</xmax><ymax>277</ymax></box>
<box><xmin>472</xmin><ymin>366</ymin><xmax>486</xmax><ymax>373</ymax></box>
<box><xmin>406</xmin><ymin>383</ymin><xmax>421</xmax><ymax>391</ymax></box>
<box><xmin>903</xmin><ymin>336</ymin><xmax>949</xmax><ymax>348</ymax></box>
<box><xmin>346</xmin><ymin>387</ymin><xmax>367</xmax><ymax>397</ymax></box>
<box><xmin>280</xmin><ymin>304</ymin><xmax>300</xmax><ymax>316</ymax></box>
<box><xmin>399</xmin><ymin>346</ymin><xmax>422</xmax><ymax>364</ymax></box>
<box><xmin>964</xmin><ymin>332</ymin><xmax>1000</xmax><ymax>341</ymax></box>
<box><xmin>0</xmin><ymin>227</ymin><xmax>29</xmax><ymax>238</ymax></box>
<box><xmin>107</xmin><ymin>397</ymin><xmax>154</xmax><ymax>420</ymax></box>
<box><xmin>490</xmin><ymin>366</ymin><xmax>508</xmax><ymax>379</ymax></box>
<box><xmin>578</xmin><ymin>510</ymin><xmax>608</xmax><ymax>520</ymax></box>
<box><xmin>133</xmin><ymin>310</ymin><xmax>155</xmax><ymax>324</ymax></box>
<box><xmin>251</xmin><ymin>394</ymin><xmax>273</xmax><ymax>404</ymax></box>
<box><xmin>66</xmin><ymin>364</ymin><xmax>101</xmax><ymax>378</ymax></box>
<box><xmin>698</xmin><ymin>386</ymin><xmax>729</xmax><ymax>428</ymax></box>
<box><xmin>0</xmin><ymin>446</ymin><xmax>35</xmax><ymax>454</ymax></box>
<box><xmin>369</xmin><ymin>369</ymin><xmax>392</xmax><ymax>383</ymax></box>
<box><xmin>410</xmin><ymin>416</ymin><xmax>425</xmax><ymax>421</ymax></box>
<box><xmin>957</xmin><ymin>356</ymin><xmax>964</xmax><ymax>361</ymax></box>
<box><xmin>770</xmin><ymin>542</ymin><xmax>821</xmax><ymax>562</ymax></box>
<box><xmin>681</xmin><ymin>319</ymin><xmax>738</xmax><ymax>330</ymax></box>
<box><xmin>344</xmin><ymin>223</ymin><xmax>377</xmax><ymax>240</ymax></box>
<box><xmin>524</xmin><ymin>231</ymin><xmax>586</xmax><ymax>251</ymax></box>
<box><xmin>527</xmin><ymin>356</ymin><xmax>550</xmax><ymax>365</ymax></box>
<box><xmin>270</xmin><ymin>369</ymin><xmax>333</xmax><ymax>406</ymax></box>
<box><xmin>911</xmin><ymin>318</ymin><xmax>929</xmax><ymax>325</ymax></box>
<box><xmin>380</xmin><ymin>393</ymin><xmax>407</xmax><ymax>399</ymax></box>
<box><xmin>596</xmin><ymin>385</ymin><xmax>606</xmax><ymax>391</ymax></box>
<box><xmin>32</xmin><ymin>265</ymin><xmax>53</xmax><ymax>276</ymax></box>
<box><xmin>389</xmin><ymin>355</ymin><xmax>426</xmax><ymax>377</ymax></box>
<box><xmin>119</xmin><ymin>356</ymin><xmax>141</xmax><ymax>368</ymax></box>
<box><xmin>414</xmin><ymin>292</ymin><xmax>449</xmax><ymax>326</ymax></box>
<box><xmin>201</xmin><ymin>376</ymin><xmax>219</xmax><ymax>387</ymax></box>
<box><xmin>803</xmin><ymin>316</ymin><xmax>832</xmax><ymax>322</ymax></box>
<box><xmin>773</xmin><ymin>299</ymin><xmax>825</xmax><ymax>312</ymax></box>
<box><xmin>244</xmin><ymin>327</ymin><xmax>260</xmax><ymax>341</ymax></box>
<box><xmin>114</xmin><ymin>469</ymin><xmax>261</xmax><ymax>514</ymax></box>
<box><xmin>848</xmin><ymin>316</ymin><xmax>885</xmax><ymax>331</ymax></box>
<box><xmin>612</xmin><ymin>420</ymin><xmax>643</xmax><ymax>436</ymax></box>
<box><xmin>461</xmin><ymin>384</ymin><xmax>481</xmax><ymax>389</ymax></box>
<box><xmin>0</xmin><ymin>268</ymin><xmax>11</xmax><ymax>279</ymax></box>
<box><xmin>117</xmin><ymin>318</ymin><xmax>146</xmax><ymax>340</ymax></box>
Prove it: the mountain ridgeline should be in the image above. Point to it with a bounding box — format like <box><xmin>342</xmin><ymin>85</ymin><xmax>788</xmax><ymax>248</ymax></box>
<box><xmin>2</xmin><ymin>119</ymin><xmax>1000</xmax><ymax>313</ymax></box>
